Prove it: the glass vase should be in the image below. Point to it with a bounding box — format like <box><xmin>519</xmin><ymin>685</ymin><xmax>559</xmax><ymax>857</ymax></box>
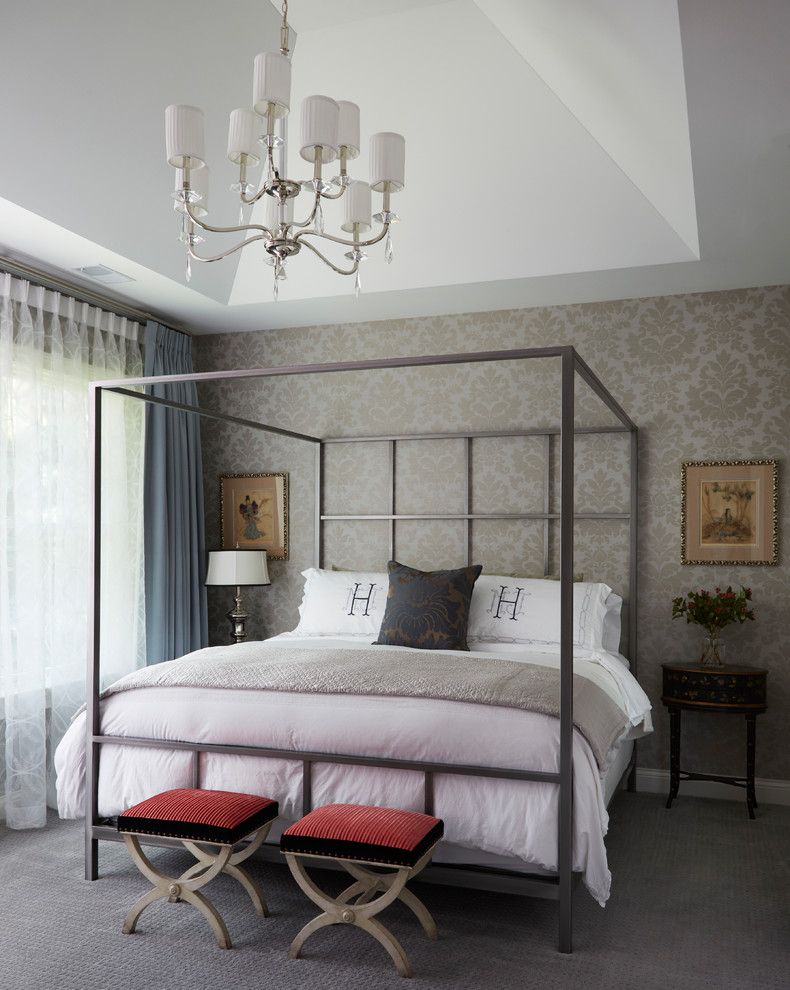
<box><xmin>700</xmin><ymin>629</ymin><xmax>724</xmax><ymax>667</ymax></box>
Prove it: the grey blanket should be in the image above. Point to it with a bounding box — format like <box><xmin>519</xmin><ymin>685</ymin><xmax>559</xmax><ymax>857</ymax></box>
<box><xmin>104</xmin><ymin>642</ymin><xmax>630</xmax><ymax>770</ymax></box>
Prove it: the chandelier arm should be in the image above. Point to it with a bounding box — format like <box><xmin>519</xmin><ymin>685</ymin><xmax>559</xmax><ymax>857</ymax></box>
<box><xmin>240</xmin><ymin>187</ymin><xmax>273</xmax><ymax>207</ymax></box>
<box><xmin>297</xmin><ymin>238</ymin><xmax>360</xmax><ymax>276</ymax></box>
<box><xmin>186</xmin><ymin>232</ymin><xmax>273</xmax><ymax>265</ymax></box>
<box><xmin>319</xmin><ymin>186</ymin><xmax>345</xmax><ymax>201</ymax></box>
<box><xmin>185</xmin><ymin>199</ymin><xmax>274</xmax><ymax>239</ymax></box>
<box><xmin>289</xmin><ymin>190</ymin><xmax>322</xmax><ymax>230</ymax></box>
<box><xmin>288</xmin><ymin>211</ymin><xmax>319</xmax><ymax>230</ymax></box>
<box><xmin>294</xmin><ymin>222</ymin><xmax>390</xmax><ymax>250</ymax></box>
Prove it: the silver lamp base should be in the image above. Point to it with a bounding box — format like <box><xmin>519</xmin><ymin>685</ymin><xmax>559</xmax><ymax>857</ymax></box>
<box><xmin>227</xmin><ymin>587</ymin><xmax>250</xmax><ymax>644</ymax></box>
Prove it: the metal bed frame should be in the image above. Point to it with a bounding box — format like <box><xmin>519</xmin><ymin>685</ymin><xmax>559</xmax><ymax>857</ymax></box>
<box><xmin>85</xmin><ymin>345</ymin><xmax>638</xmax><ymax>953</ymax></box>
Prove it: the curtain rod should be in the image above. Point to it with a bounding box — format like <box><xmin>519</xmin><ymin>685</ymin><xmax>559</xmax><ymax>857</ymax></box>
<box><xmin>0</xmin><ymin>255</ymin><xmax>191</xmax><ymax>337</ymax></box>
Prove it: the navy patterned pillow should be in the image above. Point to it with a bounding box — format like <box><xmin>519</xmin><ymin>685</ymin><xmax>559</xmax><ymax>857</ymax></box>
<box><xmin>375</xmin><ymin>560</ymin><xmax>483</xmax><ymax>651</ymax></box>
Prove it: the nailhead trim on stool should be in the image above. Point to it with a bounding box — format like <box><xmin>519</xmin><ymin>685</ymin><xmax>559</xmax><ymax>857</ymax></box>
<box><xmin>281</xmin><ymin>803</ymin><xmax>443</xmax><ymax>866</ymax></box>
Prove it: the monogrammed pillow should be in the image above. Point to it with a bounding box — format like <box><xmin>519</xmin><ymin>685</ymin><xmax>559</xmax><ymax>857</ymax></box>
<box><xmin>292</xmin><ymin>568</ymin><xmax>389</xmax><ymax>638</ymax></box>
<box><xmin>467</xmin><ymin>575</ymin><xmax>618</xmax><ymax>652</ymax></box>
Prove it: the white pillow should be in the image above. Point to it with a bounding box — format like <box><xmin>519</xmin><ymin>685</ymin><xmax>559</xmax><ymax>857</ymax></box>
<box><xmin>292</xmin><ymin>568</ymin><xmax>389</xmax><ymax>638</ymax></box>
<box><xmin>601</xmin><ymin>593</ymin><xmax>623</xmax><ymax>653</ymax></box>
<box><xmin>467</xmin><ymin>575</ymin><xmax>619</xmax><ymax>652</ymax></box>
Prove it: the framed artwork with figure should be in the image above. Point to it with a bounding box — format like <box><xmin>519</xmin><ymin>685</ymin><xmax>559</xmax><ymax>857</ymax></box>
<box><xmin>220</xmin><ymin>472</ymin><xmax>288</xmax><ymax>560</ymax></box>
<box><xmin>680</xmin><ymin>459</ymin><xmax>778</xmax><ymax>565</ymax></box>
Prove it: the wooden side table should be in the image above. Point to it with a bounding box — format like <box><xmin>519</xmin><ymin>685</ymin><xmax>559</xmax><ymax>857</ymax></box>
<box><xmin>661</xmin><ymin>662</ymin><xmax>767</xmax><ymax>819</ymax></box>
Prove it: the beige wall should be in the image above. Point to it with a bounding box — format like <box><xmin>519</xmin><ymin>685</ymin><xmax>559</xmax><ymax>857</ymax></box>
<box><xmin>193</xmin><ymin>285</ymin><xmax>789</xmax><ymax>783</ymax></box>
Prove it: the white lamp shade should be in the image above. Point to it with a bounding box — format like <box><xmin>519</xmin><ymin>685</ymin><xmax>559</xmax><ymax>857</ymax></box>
<box><xmin>341</xmin><ymin>180</ymin><xmax>371</xmax><ymax>233</ymax></box>
<box><xmin>300</xmin><ymin>95</ymin><xmax>339</xmax><ymax>163</ymax></box>
<box><xmin>227</xmin><ymin>108</ymin><xmax>261</xmax><ymax>165</ymax></box>
<box><xmin>205</xmin><ymin>550</ymin><xmax>270</xmax><ymax>587</ymax></box>
<box><xmin>173</xmin><ymin>165</ymin><xmax>209</xmax><ymax>217</ymax></box>
<box><xmin>253</xmin><ymin>52</ymin><xmax>291</xmax><ymax>117</ymax></box>
<box><xmin>263</xmin><ymin>192</ymin><xmax>294</xmax><ymax>232</ymax></box>
<box><xmin>166</xmin><ymin>104</ymin><xmax>206</xmax><ymax>169</ymax></box>
<box><xmin>370</xmin><ymin>131</ymin><xmax>405</xmax><ymax>192</ymax></box>
<box><xmin>336</xmin><ymin>101</ymin><xmax>360</xmax><ymax>159</ymax></box>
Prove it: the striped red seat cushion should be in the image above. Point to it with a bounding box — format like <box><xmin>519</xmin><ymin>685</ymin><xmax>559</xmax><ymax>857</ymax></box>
<box><xmin>280</xmin><ymin>804</ymin><xmax>443</xmax><ymax>868</ymax></box>
<box><xmin>118</xmin><ymin>788</ymin><xmax>278</xmax><ymax>845</ymax></box>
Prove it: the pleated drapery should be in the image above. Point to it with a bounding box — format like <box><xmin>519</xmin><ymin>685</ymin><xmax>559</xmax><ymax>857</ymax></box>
<box><xmin>143</xmin><ymin>321</ymin><xmax>208</xmax><ymax>664</ymax></box>
<box><xmin>0</xmin><ymin>273</ymin><xmax>146</xmax><ymax>828</ymax></box>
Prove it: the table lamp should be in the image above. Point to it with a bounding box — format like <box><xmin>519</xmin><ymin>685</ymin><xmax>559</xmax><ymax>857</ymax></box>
<box><xmin>205</xmin><ymin>549</ymin><xmax>270</xmax><ymax>643</ymax></box>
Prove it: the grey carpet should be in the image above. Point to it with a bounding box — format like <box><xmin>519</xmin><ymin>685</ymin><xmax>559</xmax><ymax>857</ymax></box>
<box><xmin>0</xmin><ymin>792</ymin><xmax>787</xmax><ymax>989</ymax></box>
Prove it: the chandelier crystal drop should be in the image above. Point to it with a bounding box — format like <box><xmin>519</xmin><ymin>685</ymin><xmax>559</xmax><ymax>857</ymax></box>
<box><xmin>165</xmin><ymin>0</ymin><xmax>405</xmax><ymax>301</ymax></box>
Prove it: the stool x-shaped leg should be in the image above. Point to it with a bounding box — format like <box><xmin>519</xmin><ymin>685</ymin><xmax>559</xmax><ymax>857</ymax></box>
<box><xmin>179</xmin><ymin>825</ymin><xmax>271</xmax><ymax>917</ymax></box>
<box><xmin>122</xmin><ymin>820</ymin><xmax>273</xmax><ymax>949</ymax></box>
<box><xmin>285</xmin><ymin>844</ymin><xmax>438</xmax><ymax>978</ymax></box>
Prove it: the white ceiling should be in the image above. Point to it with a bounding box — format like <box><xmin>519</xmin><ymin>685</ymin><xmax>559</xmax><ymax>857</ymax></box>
<box><xmin>1</xmin><ymin>0</ymin><xmax>789</xmax><ymax>334</ymax></box>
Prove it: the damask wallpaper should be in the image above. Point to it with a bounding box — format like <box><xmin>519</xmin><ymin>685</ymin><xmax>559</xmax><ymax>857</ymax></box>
<box><xmin>192</xmin><ymin>285</ymin><xmax>789</xmax><ymax>785</ymax></box>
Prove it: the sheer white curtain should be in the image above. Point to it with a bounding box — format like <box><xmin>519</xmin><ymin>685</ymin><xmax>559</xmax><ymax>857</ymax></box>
<box><xmin>0</xmin><ymin>273</ymin><xmax>146</xmax><ymax>828</ymax></box>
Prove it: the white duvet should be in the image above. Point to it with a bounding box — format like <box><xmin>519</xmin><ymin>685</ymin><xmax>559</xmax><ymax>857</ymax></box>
<box><xmin>55</xmin><ymin>635</ymin><xmax>652</xmax><ymax>906</ymax></box>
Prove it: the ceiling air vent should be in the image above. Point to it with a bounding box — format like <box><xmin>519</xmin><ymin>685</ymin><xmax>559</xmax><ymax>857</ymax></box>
<box><xmin>73</xmin><ymin>264</ymin><xmax>135</xmax><ymax>285</ymax></box>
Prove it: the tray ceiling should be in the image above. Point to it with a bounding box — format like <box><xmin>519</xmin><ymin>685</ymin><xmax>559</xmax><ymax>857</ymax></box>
<box><xmin>0</xmin><ymin>0</ymin><xmax>788</xmax><ymax>333</ymax></box>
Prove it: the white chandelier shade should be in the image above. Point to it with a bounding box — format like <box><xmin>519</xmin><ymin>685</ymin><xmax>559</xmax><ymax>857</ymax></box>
<box><xmin>370</xmin><ymin>132</ymin><xmax>406</xmax><ymax>193</ymax></box>
<box><xmin>337</xmin><ymin>101</ymin><xmax>361</xmax><ymax>159</ymax></box>
<box><xmin>166</xmin><ymin>1</ymin><xmax>405</xmax><ymax>301</ymax></box>
<box><xmin>165</xmin><ymin>104</ymin><xmax>206</xmax><ymax>170</ymax></box>
<box><xmin>227</xmin><ymin>109</ymin><xmax>261</xmax><ymax>165</ymax></box>
<box><xmin>342</xmin><ymin>181</ymin><xmax>371</xmax><ymax>233</ymax></box>
<box><xmin>300</xmin><ymin>95</ymin><xmax>340</xmax><ymax>163</ymax></box>
<box><xmin>253</xmin><ymin>51</ymin><xmax>291</xmax><ymax>118</ymax></box>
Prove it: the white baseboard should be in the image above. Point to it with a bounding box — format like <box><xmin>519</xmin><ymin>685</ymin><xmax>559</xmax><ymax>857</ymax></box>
<box><xmin>635</xmin><ymin>768</ymin><xmax>790</xmax><ymax>807</ymax></box>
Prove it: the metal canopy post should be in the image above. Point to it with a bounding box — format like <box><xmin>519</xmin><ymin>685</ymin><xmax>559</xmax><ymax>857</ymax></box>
<box><xmin>85</xmin><ymin>382</ymin><xmax>103</xmax><ymax>881</ymax></box>
<box><xmin>557</xmin><ymin>347</ymin><xmax>575</xmax><ymax>953</ymax></box>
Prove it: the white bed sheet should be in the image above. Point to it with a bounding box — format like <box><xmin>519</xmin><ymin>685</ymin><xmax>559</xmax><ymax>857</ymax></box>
<box><xmin>55</xmin><ymin>636</ymin><xmax>652</xmax><ymax>907</ymax></box>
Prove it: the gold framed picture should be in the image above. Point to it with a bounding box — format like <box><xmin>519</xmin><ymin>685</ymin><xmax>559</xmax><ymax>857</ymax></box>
<box><xmin>220</xmin><ymin>472</ymin><xmax>288</xmax><ymax>560</ymax></box>
<box><xmin>681</xmin><ymin>460</ymin><xmax>778</xmax><ymax>565</ymax></box>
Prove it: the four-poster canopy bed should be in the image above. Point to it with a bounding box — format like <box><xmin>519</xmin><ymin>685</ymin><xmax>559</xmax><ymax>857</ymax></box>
<box><xmin>55</xmin><ymin>345</ymin><xmax>650</xmax><ymax>955</ymax></box>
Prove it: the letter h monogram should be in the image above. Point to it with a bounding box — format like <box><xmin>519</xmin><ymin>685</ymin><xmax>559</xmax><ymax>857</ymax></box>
<box><xmin>348</xmin><ymin>582</ymin><xmax>376</xmax><ymax>616</ymax></box>
<box><xmin>493</xmin><ymin>586</ymin><xmax>524</xmax><ymax>621</ymax></box>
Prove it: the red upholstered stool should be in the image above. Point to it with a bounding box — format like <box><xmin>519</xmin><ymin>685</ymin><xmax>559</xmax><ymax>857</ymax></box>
<box><xmin>280</xmin><ymin>803</ymin><xmax>443</xmax><ymax>978</ymax></box>
<box><xmin>117</xmin><ymin>788</ymin><xmax>278</xmax><ymax>949</ymax></box>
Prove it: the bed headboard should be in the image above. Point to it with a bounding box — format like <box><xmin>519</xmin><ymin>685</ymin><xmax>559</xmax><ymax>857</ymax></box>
<box><xmin>316</xmin><ymin>429</ymin><xmax>631</xmax><ymax>581</ymax></box>
<box><xmin>315</xmin><ymin>425</ymin><xmax>635</xmax><ymax>659</ymax></box>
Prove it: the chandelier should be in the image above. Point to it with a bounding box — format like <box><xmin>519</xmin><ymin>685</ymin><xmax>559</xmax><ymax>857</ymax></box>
<box><xmin>164</xmin><ymin>1</ymin><xmax>405</xmax><ymax>301</ymax></box>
